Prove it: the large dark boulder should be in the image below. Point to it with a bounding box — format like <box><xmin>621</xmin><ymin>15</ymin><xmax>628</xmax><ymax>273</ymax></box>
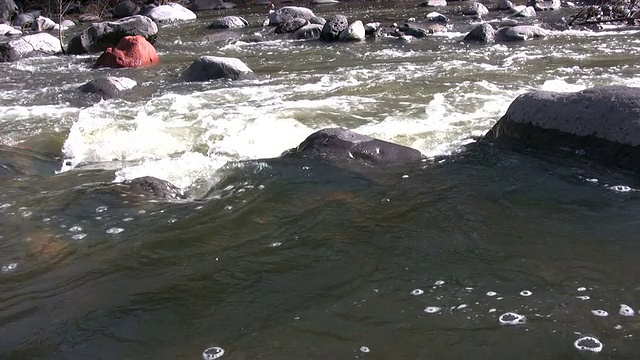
<box><xmin>0</xmin><ymin>0</ymin><xmax>18</xmax><ymax>24</ymax></box>
<box><xmin>0</xmin><ymin>33</ymin><xmax>62</xmax><ymax>62</ymax></box>
<box><xmin>77</xmin><ymin>76</ymin><xmax>137</xmax><ymax>100</ymax></box>
<box><xmin>283</xmin><ymin>128</ymin><xmax>423</xmax><ymax>166</ymax></box>
<box><xmin>483</xmin><ymin>86</ymin><xmax>640</xmax><ymax>173</ymax></box>
<box><xmin>12</xmin><ymin>11</ymin><xmax>37</xmax><ymax>27</ymax></box>
<box><xmin>182</xmin><ymin>56</ymin><xmax>257</xmax><ymax>82</ymax></box>
<box><xmin>266</xmin><ymin>6</ymin><xmax>315</xmax><ymax>26</ymax></box>
<box><xmin>112</xmin><ymin>176</ymin><xmax>185</xmax><ymax>199</ymax></box>
<box><xmin>112</xmin><ymin>1</ymin><xmax>140</xmax><ymax>18</ymax></box>
<box><xmin>66</xmin><ymin>15</ymin><xmax>158</xmax><ymax>55</ymax></box>
<box><xmin>320</xmin><ymin>15</ymin><xmax>348</xmax><ymax>41</ymax></box>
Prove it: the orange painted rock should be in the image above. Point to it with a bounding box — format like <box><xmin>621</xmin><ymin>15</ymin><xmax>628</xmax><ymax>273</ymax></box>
<box><xmin>94</xmin><ymin>35</ymin><xmax>158</xmax><ymax>68</ymax></box>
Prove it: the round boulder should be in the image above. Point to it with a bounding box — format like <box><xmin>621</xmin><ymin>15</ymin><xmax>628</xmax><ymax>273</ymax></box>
<box><xmin>182</xmin><ymin>56</ymin><xmax>257</xmax><ymax>82</ymax></box>
<box><xmin>66</xmin><ymin>15</ymin><xmax>158</xmax><ymax>55</ymax></box>
<box><xmin>12</xmin><ymin>12</ymin><xmax>37</xmax><ymax>27</ymax></box>
<box><xmin>462</xmin><ymin>2</ymin><xmax>489</xmax><ymax>16</ymax></box>
<box><xmin>283</xmin><ymin>128</ymin><xmax>423</xmax><ymax>166</ymax></box>
<box><xmin>483</xmin><ymin>86</ymin><xmax>640</xmax><ymax>173</ymax></box>
<box><xmin>463</xmin><ymin>23</ymin><xmax>496</xmax><ymax>43</ymax></box>
<box><xmin>320</xmin><ymin>14</ymin><xmax>348</xmax><ymax>41</ymax></box>
<box><xmin>207</xmin><ymin>16</ymin><xmax>248</xmax><ymax>29</ymax></box>
<box><xmin>496</xmin><ymin>25</ymin><xmax>547</xmax><ymax>41</ymax></box>
<box><xmin>31</xmin><ymin>16</ymin><xmax>55</xmax><ymax>32</ymax></box>
<box><xmin>266</xmin><ymin>6</ymin><xmax>315</xmax><ymax>26</ymax></box>
<box><xmin>142</xmin><ymin>2</ymin><xmax>196</xmax><ymax>23</ymax></box>
<box><xmin>275</xmin><ymin>17</ymin><xmax>308</xmax><ymax>34</ymax></box>
<box><xmin>0</xmin><ymin>33</ymin><xmax>62</xmax><ymax>62</ymax></box>
<box><xmin>295</xmin><ymin>23</ymin><xmax>323</xmax><ymax>40</ymax></box>
<box><xmin>94</xmin><ymin>35</ymin><xmax>159</xmax><ymax>68</ymax></box>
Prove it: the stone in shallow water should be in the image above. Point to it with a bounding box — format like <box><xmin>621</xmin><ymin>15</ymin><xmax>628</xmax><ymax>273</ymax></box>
<box><xmin>498</xmin><ymin>312</ymin><xmax>526</xmax><ymax>325</ymax></box>
<box><xmin>182</xmin><ymin>56</ymin><xmax>257</xmax><ymax>82</ymax></box>
<box><xmin>573</xmin><ymin>336</ymin><xmax>603</xmax><ymax>352</ymax></box>
<box><xmin>0</xmin><ymin>33</ymin><xmax>62</xmax><ymax>62</ymax></box>
<box><xmin>202</xmin><ymin>346</ymin><xmax>225</xmax><ymax>359</ymax></box>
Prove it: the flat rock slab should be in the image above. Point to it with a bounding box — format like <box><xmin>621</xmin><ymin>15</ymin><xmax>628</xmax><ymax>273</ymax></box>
<box><xmin>483</xmin><ymin>86</ymin><xmax>640</xmax><ymax>173</ymax></box>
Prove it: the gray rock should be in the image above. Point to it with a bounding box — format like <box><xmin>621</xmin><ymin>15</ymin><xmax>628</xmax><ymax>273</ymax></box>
<box><xmin>143</xmin><ymin>2</ymin><xmax>196</xmax><ymax>23</ymax></box>
<box><xmin>283</xmin><ymin>128</ymin><xmax>423</xmax><ymax>166</ymax></box>
<box><xmin>309</xmin><ymin>16</ymin><xmax>326</xmax><ymax>25</ymax></box>
<box><xmin>320</xmin><ymin>14</ymin><xmax>348</xmax><ymax>41</ymax></box>
<box><xmin>188</xmin><ymin>0</ymin><xmax>236</xmax><ymax>11</ymax></box>
<box><xmin>497</xmin><ymin>25</ymin><xmax>547</xmax><ymax>41</ymax></box>
<box><xmin>266</xmin><ymin>6</ymin><xmax>315</xmax><ymax>26</ymax></box>
<box><xmin>207</xmin><ymin>16</ymin><xmax>248</xmax><ymax>29</ymax></box>
<box><xmin>463</xmin><ymin>23</ymin><xmax>495</xmax><ymax>42</ymax></box>
<box><xmin>311</xmin><ymin>0</ymin><xmax>339</xmax><ymax>4</ymax></box>
<box><xmin>77</xmin><ymin>76</ymin><xmax>137</xmax><ymax>100</ymax></box>
<box><xmin>483</xmin><ymin>86</ymin><xmax>640</xmax><ymax>172</ymax></box>
<box><xmin>364</xmin><ymin>22</ymin><xmax>380</xmax><ymax>34</ymax></box>
<box><xmin>77</xmin><ymin>14</ymin><xmax>101</xmax><ymax>23</ymax></box>
<box><xmin>426</xmin><ymin>11</ymin><xmax>448</xmax><ymax>23</ymax></box>
<box><xmin>183</xmin><ymin>56</ymin><xmax>257</xmax><ymax>82</ymax></box>
<box><xmin>66</xmin><ymin>15</ymin><xmax>158</xmax><ymax>55</ymax></box>
<box><xmin>417</xmin><ymin>0</ymin><xmax>447</xmax><ymax>6</ymax></box>
<box><xmin>0</xmin><ymin>32</ymin><xmax>62</xmax><ymax>62</ymax></box>
<box><xmin>52</xmin><ymin>19</ymin><xmax>75</xmax><ymax>32</ymax></box>
<box><xmin>462</xmin><ymin>2</ymin><xmax>489</xmax><ymax>16</ymax></box>
<box><xmin>294</xmin><ymin>23</ymin><xmax>323</xmax><ymax>40</ymax></box>
<box><xmin>497</xmin><ymin>0</ymin><xmax>514</xmax><ymax>10</ymax></box>
<box><xmin>528</xmin><ymin>0</ymin><xmax>560</xmax><ymax>10</ymax></box>
<box><xmin>513</xmin><ymin>5</ymin><xmax>536</xmax><ymax>17</ymax></box>
<box><xmin>0</xmin><ymin>23</ymin><xmax>20</xmax><ymax>35</ymax></box>
<box><xmin>339</xmin><ymin>20</ymin><xmax>365</xmax><ymax>41</ymax></box>
<box><xmin>113</xmin><ymin>1</ymin><xmax>140</xmax><ymax>18</ymax></box>
<box><xmin>12</xmin><ymin>11</ymin><xmax>36</xmax><ymax>27</ymax></box>
<box><xmin>0</xmin><ymin>0</ymin><xmax>17</xmax><ymax>23</ymax></box>
<box><xmin>31</xmin><ymin>16</ymin><xmax>55</xmax><ymax>32</ymax></box>
<box><xmin>275</xmin><ymin>17</ymin><xmax>307</xmax><ymax>34</ymax></box>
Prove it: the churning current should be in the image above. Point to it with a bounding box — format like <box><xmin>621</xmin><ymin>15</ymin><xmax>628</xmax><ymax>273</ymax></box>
<box><xmin>1</xmin><ymin>0</ymin><xmax>640</xmax><ymax>359</ymax></box>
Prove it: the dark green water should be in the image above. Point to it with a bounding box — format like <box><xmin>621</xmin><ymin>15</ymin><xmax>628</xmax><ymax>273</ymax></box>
<box><xmin>1</xmin><ymin>1</ymin><xmax>640</xmax><ymax>358</ymax></box>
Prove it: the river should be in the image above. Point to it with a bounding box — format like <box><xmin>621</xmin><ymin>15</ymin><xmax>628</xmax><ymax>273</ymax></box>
<box><xmin>1</xmin><ymin>1</ymin><xmax>640</xmax><ymax>358</ymax></box>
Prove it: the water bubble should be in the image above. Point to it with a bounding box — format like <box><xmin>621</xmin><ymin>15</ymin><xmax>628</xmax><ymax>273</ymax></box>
<box><xmin>360</xmin><ymin>346</ymin><xmax>370</xmax><ymax>353</ymax></box>
<box><xmin>576</xmin><ymin>296</ymin><xmax>590</xmax><ymax>300</ymax></box>
<box><xmin>381</xmin><ymin>198</ymin><xmax>390</xmax><ymax>203</ymax></box>
<box><xmin>123</xmin><ymin>217</ymin><xmax>134</xmax><ymax>222</ymax></box>
<box><xmin>499</xmin><ymin>312</ymin><xmax>526</xmax><ymax>325</ymax></box>
<box><xmin>21</xmin><ymin>211</ymin><xmax>32</xmax><ymax>218</ymax></box>
<box><xmin>1</xmin><ymin>263</ymin><xmax>17</xmax><ymax>273</ymax></box>
<box><xmin>424</xmin><ymin>306</ymin><xmax>442</xmax><ymax>314</ymax></box>
<box><xmin>96</xmin><ymin>206</ymin><xmax>108</xmax><ymax>213</ymax></box>
<box><xmin>269</xmin><ymin>242</ymin><xmax>282</xmax><ymax>247</ymax></box>
<box><xmin>574</xmin><ymin>336</ymin><xmax>603</xmax><ymax>353</ymax></box>
<box><xmin>614</xmin><ymin>324</ymin><xmax>623</xmax><ymax>330</ymax></box>
<box><xmin>519</xmin><ymin>290</ymin><xmax>532</xmax><ymax>297</ymax></box>
<box><xmin>434</xmin><ymin>280</ymin><xmax>445</xmax><ymax>286</ymax></box>
<box><xmin>591</xmin><ymin>310</ymin><xmax>608</xmax><ymax>317</ymax></box>
<box><xmin>138</xmin><ymin>210</ymin><xmax>146</xmax><ymax>214</ymax></box>
<box><xmin>577</xmin><ymin>287</ymin><xmax>587</xmax><ymax>292</ymax></box>
<box><xmin>106</xmin><ymin>227</ymin><xmax>124</xmax><ymax>235</ymax></box>
<box><xmin>42</xmin><ymin>217</ymin><xmax>50</xmax><ymax>222</ymax></box>
<box><xmin>69</xmin><ymin>226</ymin><xmax>83</xmax><ymax>233</ymax></box>
<box><xmin>72</xmin><ymin>233</ymin><xmax>87</xmax><ymax>240</ymax></box>
<box><xmin>608</xmin><ymin>185</ymin><xmax>633</xmax><ymax>192</ymax></box>
<box><xmin>619</xmin><ymin>304</ymin><xmax>635</xmax><ymax>317</ymax></box>
<box><xmin>486</xmin><ymin>291</ymin><xmax>497</xmax><ymax>296</ymax></box>
<box><xmin>457</xmin><ymin>304</ymin><xmax>468</xmax><ymax>310</ymax></box>
<box><xmin>401</xmin><ymin>175</ymin><xmax>409</xmax><ymax>179</ymax></box>
<box><xmin>410</xmin><ymin>289</ymin><xmax>424</xmax><ymax>296</ymax></box>
<box><xmin>224</xmin><ymin>206</ymin><xmax>233</xmax><ymax>210</ymax></box>
<box><xmin>202</xmin><ymin>346</ymin><xmax>225</xmax><ymax>360</ymax></box>
<box><xmin>489</xmin><ymin>308</ymin><xmax>497</xmax><ymax>313</ymax></box>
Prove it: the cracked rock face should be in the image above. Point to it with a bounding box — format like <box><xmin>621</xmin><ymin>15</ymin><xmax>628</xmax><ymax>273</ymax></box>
<box><xmin>0</xmin><ymin>33</ymin><xmax>62</xmax><ymax>62</ymax></box>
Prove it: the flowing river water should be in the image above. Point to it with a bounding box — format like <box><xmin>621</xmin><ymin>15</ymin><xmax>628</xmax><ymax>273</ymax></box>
<box><xmin>1</xmin><ymin>1</ymin><xmax>640</xmax><ymax>358</ymax></box>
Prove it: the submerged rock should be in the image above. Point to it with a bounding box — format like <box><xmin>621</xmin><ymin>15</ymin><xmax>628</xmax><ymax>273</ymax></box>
<box><xmin>496</xmin><ymin>25</ymin><xmax>547</xmax><ymax>41</ymax></box>
<box><xmin>0</xmin><ymin>144</ymin><xmax>58</xmax><ymax>176</ymax></box>
<box><xmin>182</xmin><ymin>56</ymin><xmax>257</xmax><ymax>82</ymax></box>
<box><xmin>483</xmin><ymin>86</ymin><xmax>640</xmax><ymax>173</ymax></box>
<box><xmin>112</xmin><ymin>176</ymin><xmax>186</xmax><ymax>199</ymax></box>
<box><xmin>283</xmin><ymin>128</ymin><xmax>423</xmax><ymax>166</ymax></box>
<box><xmin>295</xmin><ymin>23</ymin><xmax>323</xmax><ymax>39</ymax></box>
<box><xmin>77</xmin><ymin>76</ymin><xmax>137</xmax><ymax>100</ymax></box>
<box><xmin>142</xmin><ymin>2</ymin><xmax>196</xmax><ymax>23</ymax></box>
<box><xmin>94</xmin><ymin>35</ymin><xmax>159</xmax><ymax>68</ymax></box>
<box><xmin>0</xmin><ymin>33</ymin><xmax>62</xmax><ymax>62</ymax></box>
<box><xmin>66</xmin><ymin>15</ymin><xmax>158</xmax><ymax>55</ymax></box>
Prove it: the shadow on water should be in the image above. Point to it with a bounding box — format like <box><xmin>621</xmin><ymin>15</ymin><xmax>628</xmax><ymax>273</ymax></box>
<box><xmin>0</xmin><ymin>145</ymin><xmax>640</xmax><ymax>359</ymax></box>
